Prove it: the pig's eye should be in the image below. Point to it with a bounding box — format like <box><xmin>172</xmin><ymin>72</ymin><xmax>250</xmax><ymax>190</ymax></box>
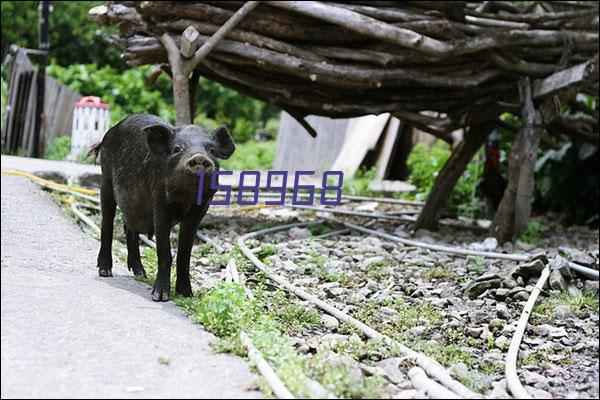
<box><xmin>173</xmin><ymin>145</ymin><xmax>183</xmax><ymax>154</ymax></box>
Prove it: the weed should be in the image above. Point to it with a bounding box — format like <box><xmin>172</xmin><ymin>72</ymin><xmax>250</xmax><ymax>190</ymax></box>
<box><xmin>44</xmin><ymin>135</ymin><xmax>71</xmax><ymax>161</ymax></box>
<box><xmin>306</xmin><ymin>222</ymin><xmax>335</xmax><ymax>237</ymax></box>
<box><xmin>468</xmin><ymin>256</ymin><xmax>486</xmax><ymax>274</ymax></box>
<box><xmin>421</xmin><ymin>265</ymin><xmax>461</xmax><ymax>282</ymax></box>
<box><xmin>519</xmin><ymin>219</ymin><xmax>545</xmax><ymax>244</ymax></box>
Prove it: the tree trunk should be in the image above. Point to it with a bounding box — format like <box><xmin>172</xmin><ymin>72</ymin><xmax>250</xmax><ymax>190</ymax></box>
<box><xmin>414</xmin><ymin>122</ymin><xmax>492</xmax><ymax>230</ymax></box>
<box><xmin>173</xmin><ymin>72</ymin><xmax>191</xmax><ymax>125</ymax></box>
<box><xmin>491</xmin><ymin>78</ymin><xmax>542</xmax><ymax>243</ymax></box>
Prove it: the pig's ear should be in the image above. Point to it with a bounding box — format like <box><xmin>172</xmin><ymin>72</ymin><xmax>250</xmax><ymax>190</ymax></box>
<box><xmin>212</xmin><ymin>126</ymin><xmax>235</xmax><ymax>159</ymax></box>
<box><xmin>144</xmin><ymin>124</ymin><xmax>174</xmax><ymax>155</ymax></box>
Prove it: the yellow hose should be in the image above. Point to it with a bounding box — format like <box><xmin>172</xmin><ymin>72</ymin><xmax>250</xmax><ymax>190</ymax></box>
<box><xmin>1</xmin><ymin>169</ymin><xmax>99</xmax><ymax>196</ymax></box>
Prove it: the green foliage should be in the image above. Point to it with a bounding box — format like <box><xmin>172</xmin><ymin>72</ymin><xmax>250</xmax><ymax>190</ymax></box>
<box><xmin>196</xmin><ymin>282</ymin><xmax>255</xmax><ymax>336</ymax></box>
<box><xmin>47</xmin><ymin>62</ymin><xmax>175</xmax><ymax>125</ymax></box>
<box><xmin>1</xmin><ymin>1</ymin><xmax>123</xmax><ymax>69</ymax></box>
<box><xmin>220</xmin><ymin>140</ymin><xmax>276</xmax><ymax>170</ymax></box>
<box><xmin>407</xmin><ymin>141</ymin><xmax>485</xmax><ymax>218</ymax></box>
<box><xmin>342</xmin><ymin>167</ymin><xmax>378</xmax><ymax>196</ymax></box>
<box><xmin>518</xmin><ymin>219</ymin><xmax>545</xmax><ymax>244</ymax></box>
<box><xmin>421</xmin><ymin>266</ymin><xmax>462</xmax><ymax>282</ymax></box>
<box><xmin>306</xmin><ymin>222</ymin><xmax>335</xmax><ymax>236</ymax></box>
<box><xmin>44</xmin><ymin>135</ymin><xmax>71</xmax><ymax>160</ymax></box>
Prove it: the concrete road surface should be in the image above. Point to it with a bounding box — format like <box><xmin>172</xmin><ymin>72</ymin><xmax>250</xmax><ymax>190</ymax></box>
<box><xmin>1</xmin><ymin>174</ymin><xmax>261</xmax><ymax>398</ymax></box>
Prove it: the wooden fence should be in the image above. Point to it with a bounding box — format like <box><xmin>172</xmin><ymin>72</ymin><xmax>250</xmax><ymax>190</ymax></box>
<box><xmin>1</xmin><ymin>48</ymin><xmax>80</xmax><ymax>156</ymax></box>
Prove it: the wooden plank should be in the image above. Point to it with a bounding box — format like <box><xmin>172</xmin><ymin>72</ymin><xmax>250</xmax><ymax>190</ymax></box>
<box><xmin>330</xmin><ymin>113</ymin><xmax>390</xmax><ymax>178</ymax></box>
<box><xmin>375</xmin><ymin>116</ymin><xmax>401</xmax><ymax>181</ymax></box>
<box><xmin>273</xmin><ymin>112</ymin><xmax>351</xmax><ymax>172</ymax></box>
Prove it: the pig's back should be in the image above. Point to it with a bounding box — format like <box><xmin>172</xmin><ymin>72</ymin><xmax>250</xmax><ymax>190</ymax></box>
<box><xmin>100</xmin><ymin>114</ymin><xmax>173</xmax><ymax>234</ymax></box>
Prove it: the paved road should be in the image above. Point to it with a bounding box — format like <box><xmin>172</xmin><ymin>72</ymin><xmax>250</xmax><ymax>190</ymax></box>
<box><xmin>1</xmin><ymin>174</ymin><xmax>261</xmax><ymax>398</ymax></box>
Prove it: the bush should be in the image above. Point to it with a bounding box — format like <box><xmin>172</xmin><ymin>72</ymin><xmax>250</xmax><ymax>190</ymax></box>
<box><xmin>220</xmin><ymin>140</ymin><xmax>276</xmax><ymax>170</ymax></box>
<box><xmin>44</xmin><ymin>136</ymin><xmax>71</xmax><ymax>160</ymax></box>
<box><xmin>407</xmin><ymin>141</ymin><xmax>484</xmax><ymax>218</ymax></box>
<box><xmin>47</xmin><ymin>62</ymin><xmax>280</xmax><ymax>144</ymax></box>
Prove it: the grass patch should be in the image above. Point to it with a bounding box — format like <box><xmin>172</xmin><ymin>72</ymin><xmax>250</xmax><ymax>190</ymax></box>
<box><xmin>532</xmin><ymin>290</ymin><xmax>599</xmax><ymax>322</ymax></box>
<box><xmin>44</xmin><ymin>135</ymin><xmax>71</xmax><ymax>160</ymax></box>
<box><xmin>518</xmin><ymin>219</ymin><xmax>545</xmax><ymax>245</ymax></box>
<box><xmin>421</xmin><ymin>265</ymin><xmax>461</xmax><ymax>282</ymax></box>
<box><xmin>468</xmin><ymin>256</ymin><xmax>486</xmax><ymax>274</ymax></box>
<box><xmin>306</xmin><ymin>222</ymin><xmax>335</xmax><ymax>237</ymax></box>
<box><xmin>220</xmin><ymin>140</ymin><xmax>275</xmax><ymax>171</ymax></box>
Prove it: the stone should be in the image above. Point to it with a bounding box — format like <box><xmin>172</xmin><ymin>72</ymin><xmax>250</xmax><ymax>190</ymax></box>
<box><xmin>376</xmin><ymin>358</ymin><xmax>408</xmax><ymax>385</ymax></box>
<box><xmin>408</xmin><ymin>326</ymin><xmax>427</xmax><ymax>336</ymax></box>
<box><xmin>549</xmin><ymin>254</ymin><xmax>571</xmax><ymax>277</ymax></box>
<box><xmin>549</xmin><ymin>326</ymin><xmax>568</xmax><ymax>338</ymax></box>
<box><xmin>495</xmin><ymin>335</ymin><xmax>510</xmax><ymax>349</ymax></box>
<box><xmin>78</xmin><ymin>172</ymin><xmax>102</xmax><ymax>188</ymax></box>
<box><xmin>558</xmin><ymin>246</ymin><xmax>596</xmax><ymax>266</ymax></box>
<box><xmin>496</xmin><ymin>303</ymin><xmax>510</xmax><ymax>319</ymax></box>
<box><xmin>489</xmin><ymin>319</ymin><xmax>505</xmax><ymax>332</ymax></box>
<box><xmin>583</xmin><ymin>280</ymin><xmax>599</xmax><ymax>295</ymax></box>
<box><xmin>567</xmin><ymin>283</ymin><xmax>582</xmax><ymax>298</ymax></box>
<box><xmin>289</xmin><ymin>227</ymin><xmax>311</xmax><ymax>240</ymax></box>
<box><xmin>549</xmin><ymin>270</ymin><xmax>567</xmax><ymax>291</ymax></box>
<box><xmin>513</xmin><ymin>291</ymin><xmax>530</xmax><ymax>302</ymax></box>
<box><xmin>463</xmin><ymin>278</ymin><xmax>502</xmax><ymax>298</ymax></box>
<box><xmin>530</xmin><ymin>324</ymin><xmax>552</xmax><ymax>337</ymax></box>
<box><xmin>511</xmin><ymin>259</ymin><xmax>545</xmax><ymax>280</ymax></box>
<box><xmin>495</xmin><ymin>288</ymin><xmax>510</xmax><ymax>300</ymax></box>
<box><xmin>502</xmin><ymin>277</ymin><xmax>519</xmax><ymax>289</ymax></box>
<box><xmin>320</xmin><ymin>314</ymin><xmax>339</xmax><ymax>330</ymax></box>
<box><xmin>525</xmin><ymin>386</ymin><xmax>552</xmax><ymax>399</ymax></box>
<box><xmin>522</xmin><ymin>371</ymin><xmax>548</xmax><ymax>387</ymax></box>
<box><xmin>33</xmin><ymin>170</ymin><xmax>68</xmax><ymax>184</ymax></box>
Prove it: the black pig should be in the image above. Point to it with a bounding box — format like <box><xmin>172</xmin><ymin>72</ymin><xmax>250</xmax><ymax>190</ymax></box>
<box><xmin>90</xmin><ymin>114</ymin><xmax>235</xmax><ymax>301</ymax></box>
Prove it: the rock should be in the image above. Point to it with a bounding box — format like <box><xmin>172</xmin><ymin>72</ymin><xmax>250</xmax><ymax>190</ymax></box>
<box><xmin>483</xmin><ymin>237</ymin><xmax>499</xmax><ymax>251</ymax></box>
<box><xmin>321</xmin><ymin>314</ymin><xmax>339</xmax><ymax>330</ymax></box>
<box><xmin>549</xmin><ymin>326</ymin><xmax>568</xmax><ymax>338</ymax></box>
<box><xmin>496</xmin><ymin>303</ymin><xmax>510</xmax><ymax>319</ymax></box>
<box><xmin>549</xmin><ymin>270</ymin><xmax>567</xmax><ymax>291</ymax></box>
<box><xmin>78</xmin><ymin>171</ymin><xmax>102</xmax><ymax>188</ymax></box>
<box><xmin>379</xmin><ymin>307</ymin><xmax>399</xmax><ymax>322</ymax></box>
<box><xmin>522</xmin><ymin>371</ymin><xmax>548</xmax><ymax>388</ymax></box>
<box><xmin>567</xmin><ymin>283</ymin><xmax>582</xmax><ymax>298</ymax></box>
<box><xmin>489</xmin><ymin>380</ymin><xmax>510</xmax><ymax>398</ymax></box>
<box><xmin>355</xmin><ymin>201</ymin><xmax>379</xmax><ymax>212</ymax></box>
<box><xmin>463</xmin><ymin>278</ymin><xmax>502</xmax><ymax>299</ymax></box>
<box><xmin>376</xmin><ymin>358</ymin><xmax>408</xmax><ymax>385</ymax></box>
<box><xmin>408</xmin><ymin>326</ymin><xmax>427</xmax><ymax>336</ymax></box>
<box><xmin>502</xmin><ymin>277</ymin><xmax>519</xmax><ymax>289</ymax></box>
<box><xmin>489</xmin><ymin>319</ymin><xmax>505</xmax><ymax>332</ymax></box>
<box><xmin>466</xmin><ymin>327</ymin><xmax>483</xmax><ymax>338</ymax></box>
<box><xmin>513</xmin><ymin>291</ymin><xmax>530</xmax><ymax>302</ymax></box>
<box><xmin>495</xmin><ymin>335</ymin><xmax>510</xmax><ymax>349</ymax></box>
<box><xmin>495</xmin><ymin>288</ymin><xmax>510</xmax><ymax>300</ymax></box>
<box><xmin>559</xmin><ymin>246</ymin><xmax>596</xmax><ymax>266</ymax></box>
<box><xmin>525</xmin><ymin>386</ymin><xmax>552</xmax><ymax>399</ymax></box>
<box><xmin>516</xmin><ymin>240</ymin><xmax>536</xmax><ymax>251</ymax></box>
<box><xmin>289</xmin><ymin>227</ymin><xmax>311</xmax><ymax>240</ymax></box>
<box><xmin>583</xmin><ymin>280</ymin><xmax>599</xmax><ymax>295</ymax></box>
<box><xmin>549</xmin><ymin>254</ymin><xmax>571</xmax><ymax>277</ymax></box>
<box><xmin>511</xmin><ymin>259</ymin><xmax>545</xmax><ymax>280</ymax></box>
<box><xmin>475</xmin><ymin>273</ymin><xmax>500</xmax><ymax>282</ymax></box>
<box><xmin>33</xmin><ymin>170</ymin><xmax>68</xmax><ymax>184</ymax></box>
<box><xmin>530</xmin><ymin>324</ymin><xmax>552</xmax><ymax>337</ymax></box>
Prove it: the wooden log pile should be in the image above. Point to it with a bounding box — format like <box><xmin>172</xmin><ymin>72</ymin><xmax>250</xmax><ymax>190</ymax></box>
<box><xmin>91</xmin><ymin>1</ymin><xmax>599</xmax><ymax>239</ymax></box>
<box><xmin>91</xmin><ymin>1</ymin><xmax>598</xmax><ymax>137</ymax></box>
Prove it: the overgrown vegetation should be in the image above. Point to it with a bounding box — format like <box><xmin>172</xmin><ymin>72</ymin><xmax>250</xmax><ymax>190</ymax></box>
<box><xmin>44</xmin><ymin>135</ymin><xmax>72</xmax><ymax>160</ymax></box>
<box><xmin>518</xmin><ymin>219</ymin><xmax>545</xmax><ymax>244</ymax></box>
<box><xmin>406</xmin><ymin>141</ymin><xmax>485</xmax><ymax>218</ymax></box>
<box><xmin>220</xmin><ymin>140</ymin><xmax>276</xmax><ymax>170</ymax></box>
<box><xmin>47</xmin><ymin>63</ymin><xmax>279</xmax><ymax>144</ymax></box>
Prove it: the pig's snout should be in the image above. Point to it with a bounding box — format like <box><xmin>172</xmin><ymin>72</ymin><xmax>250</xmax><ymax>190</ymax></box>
<box><xmin>184</xmin><ymin>154</ymin><xmax>215</xmax><ymax>174</ymax></box>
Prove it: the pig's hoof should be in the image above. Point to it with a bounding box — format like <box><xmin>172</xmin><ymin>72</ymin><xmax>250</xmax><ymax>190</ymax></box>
<box><xmin>98</xmin><ymin>267</ymin><xmax>113</xmax><ymax>277</ymax></box>
<box><xmin>175</xmin><ymin>282</ymin><xmax>193</xmax><ymax>297</ymax></box>
<box><xmin>130</xmin><ymin>263</ymin><xmax>147</xmax><ymax>278</ymax></box>
<box><xmin>152</xmin><ymin>283</ymin><xmax>169</xmax><ymax>302</ymax></box>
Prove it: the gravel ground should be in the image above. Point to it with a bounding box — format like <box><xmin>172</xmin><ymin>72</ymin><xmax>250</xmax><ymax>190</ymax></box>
<box><xmin>185</xmin><ymin>202</ymin><xmax>599</xmax><ymax>398</ymax></box>
<box><xmin>0</xmin><ymin>174</ymin><xmax>261</xmax><ymax>399</ymax></box>
<box><xmin>38</xmin><ymin>179</ymin><xmax>599</xmax><ymax>399</ymax></box>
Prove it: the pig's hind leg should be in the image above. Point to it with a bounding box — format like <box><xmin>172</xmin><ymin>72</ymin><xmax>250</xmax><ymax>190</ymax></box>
<box><xmin>124</xmin><ymin>224</ymin><xmax>147</xmax><ymax>277</ymax></box>
<box><xmin>97</xmin><ymin>178</ymin><xmax>116</xmax><ymax>277</ymax></box>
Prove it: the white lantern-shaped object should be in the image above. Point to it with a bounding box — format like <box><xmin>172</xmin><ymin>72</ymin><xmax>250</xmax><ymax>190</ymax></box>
<box><xmin>69</xmin><ymin>96</ymin><xmax>110</xmax><ymax>160</ymax></box>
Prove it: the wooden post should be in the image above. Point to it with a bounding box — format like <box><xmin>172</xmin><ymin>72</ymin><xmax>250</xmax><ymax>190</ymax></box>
<box><xmin>33</xmin><ymin>1</ymin><xmax>49</xmax><ymax>157</ymax></box>
<box><xmin>160</xmin><ymin>1</ymin><xmax>259</xmax><ymax>126</ymax></box>
<box><xmin>414</xmin><ymin>123</ymin><xmax>492</xmax><ymax>231</ymax></box>
<box><xmin>491</xmin><ymin>78</ymin><xmax>542</xmax><ymax>243</ymax></box>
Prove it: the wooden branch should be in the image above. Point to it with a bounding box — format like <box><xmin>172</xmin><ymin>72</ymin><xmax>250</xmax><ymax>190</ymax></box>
<box><xmin>532</xmin><ymin>56</ymin><xmax>599</xmax><ymax>98</ymax></box>
<box><xmin>186</xmin><ymin>1</ymin><xmax>260</xmax><ymax>73</ymax></box>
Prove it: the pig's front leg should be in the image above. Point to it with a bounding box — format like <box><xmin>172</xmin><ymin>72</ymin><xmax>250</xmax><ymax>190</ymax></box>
<box><xmin>175</xmin><ymin>202</ymin><xmax>210</xmax><ymax>297</ymax></box>
<box><xmin>152</xmin><ymin>207</ymin><xmax>173</xmax><ymax>302</ymax></box>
